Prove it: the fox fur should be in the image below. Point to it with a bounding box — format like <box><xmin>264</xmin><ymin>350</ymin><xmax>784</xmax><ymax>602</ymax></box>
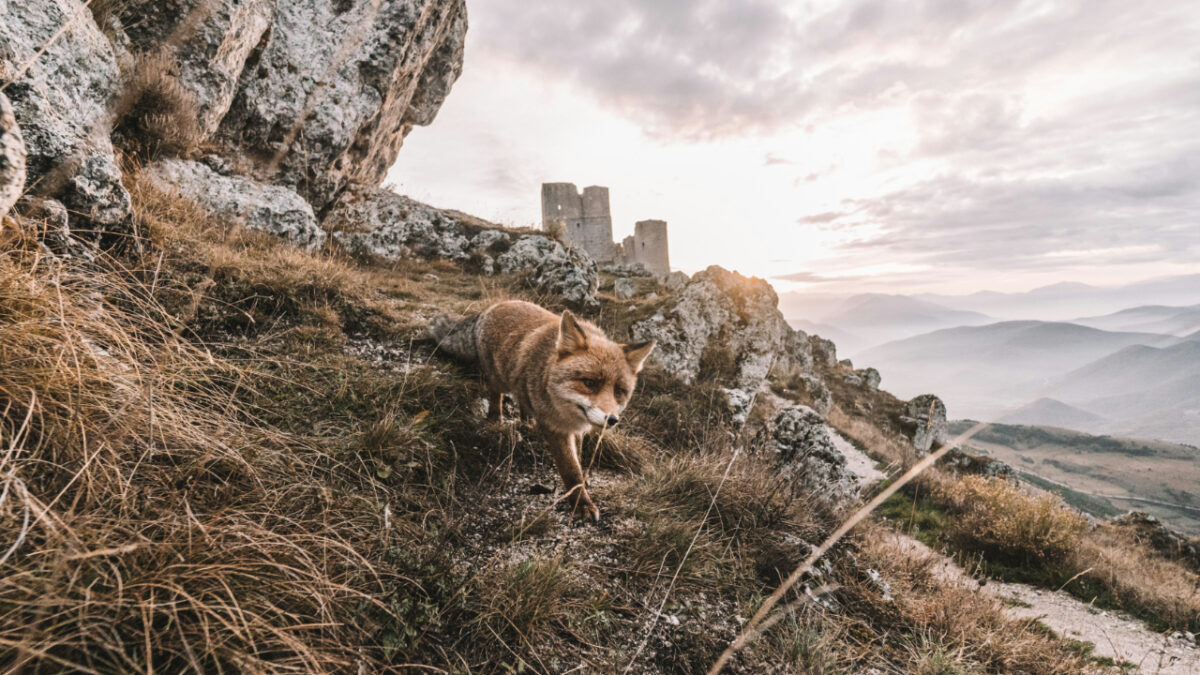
<box><xmin>431</xmin><ymin>300</ymin><xmax>655</xmax><ymax>520</ymax></box>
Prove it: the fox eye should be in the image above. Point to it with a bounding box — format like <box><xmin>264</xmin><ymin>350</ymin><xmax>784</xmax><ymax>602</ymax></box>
<box><xmin>614</xmin><ymin>385</ymin><xmax>628</xmax><ymax>399</ymax></box>
<box><xmin>581</xmin><ymin>378</ymin><xmax>602</xmax><ymax>391</ymax></box>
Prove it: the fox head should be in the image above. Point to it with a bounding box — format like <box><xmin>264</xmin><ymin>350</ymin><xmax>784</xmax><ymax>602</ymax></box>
<box><xmin>550</xmin><ymin>310</ymin><xmax>655</xmax><ymax>431</ymax></box>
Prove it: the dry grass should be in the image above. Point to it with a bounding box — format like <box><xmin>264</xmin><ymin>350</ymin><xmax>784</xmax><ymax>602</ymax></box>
<box><xmin>114</xmin><ymin>53</ymin><xmax>205</xmax><ymax>159</ymax></box>
<box><xmin>938</xmin><ymin>475</ymin><xmax>1087</xmax><ymax>567</ymax></box>
<box><xmin>1</xmin><ymin>171</ymin><xmax>1163</xmax><ymax>672</ymax></box>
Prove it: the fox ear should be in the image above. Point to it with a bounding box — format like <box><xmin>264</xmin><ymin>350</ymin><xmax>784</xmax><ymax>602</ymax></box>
<box><xmin>623</xmin><ymin>340</ymin><xmax>656</xmax><ymax>373</ymax></box>
<box><xmin>557</xmin><ymin>310</ymin><xmax>589</xmax><ymax>356</ymax></box>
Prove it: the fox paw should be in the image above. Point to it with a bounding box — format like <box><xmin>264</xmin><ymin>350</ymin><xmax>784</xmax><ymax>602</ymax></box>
<box><xmin>568</xmin><ymin>491</ymin><xmax>600</xmax><ymax>522</ymax></box>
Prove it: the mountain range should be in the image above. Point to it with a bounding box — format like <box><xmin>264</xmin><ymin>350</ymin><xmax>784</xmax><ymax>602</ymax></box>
<box><xmin>782</xmin><ymin>273</ymin><xmax>1200</xmax><ymax>444</ymax></box>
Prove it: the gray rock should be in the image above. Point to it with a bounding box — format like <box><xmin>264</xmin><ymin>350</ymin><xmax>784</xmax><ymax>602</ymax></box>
<box><xmin>795</xmin><ymin>374</ymin><xmax>832</xmax><ymax>415</ymax></box>
<box><xmin>838</xmin><ymin>358</ymin><xmax>853</xmax><ymax>369</ymax></box>
<box><xmin>496</xmin><ymin>235</ymin><xmax>599</xmax><ymax>310</ymax></box>
<box><xmin>215</xmin><ymin>0</ymin><xmax>468</xmax><ymax>210</ymax></box>
<box><xmin>0</xmin><ymin>0</ymin><xmax>131</xmax><ymax>228</ymax></box>
<box><xmin>111</xmin><ymin>0</ymin><xmax>274</xmax><ymax>139</ymax></box>
<box><xmin>665</xmin><ymin>270</ymin><xmax>690</xmax><ymax>292</ymax></box>
<box><xmin>903</xmin><ymin>394</ymin><xmax>947</xmax><ymax>453</ymax></box>
<box><xmin>722</xmin><ymin>387</ymin><xmax>754</xmax><ymax>428</ymax></box>
<box><xmin>630</xmin><ymin>265</ymin><xmax>802</xmax><ymax>390</ymax></box>
<box><xmin>0</xmin><ymin>92</ymin><xmax>25</xmax><ymax>219</ymax></box>
<box><xmin>15</xmin><ymin>197</ymin><xmax>94</xmax><ymax>259</ymax></box>
<box><xmin>467</xmin><ymin>229</ymin><xmax>510</xmax><ymax>275</ymax></box>
<box><xmin>601</xmin><ymin>262</ymin><xmax>651</xmax><ymax>277</ymax></box>
<box><xmin>857</xmin><ymin>367</ymin><xmax>881</xmax><ymax>390</ymax></box>
<box><xmin>842</xmin><ymin>374</ymin><xmax>863</xmax><ymax>387</ymax></box>
<box><xmin>145</xmin><ymin>158</ymin><xmax>325</xmax><ymax>250</ymax></box>
<box><xmin>327</xmin><ymin>185</ymin><xmax>469</xmax><ymax>261</ymax></box>
<box><xmin>810</xmin><ymin>336</ymin><xmax>837</xmax><ymax>367</ymax></box>
<box><xmin>614</xmin><ymin>277</ymin><xmax>636</xmax><ymax>299</ymax></box>
<box><xmin>769</xmin><ymin>405</ymin><xmax>860</xmax><ymax>508</ymax></box>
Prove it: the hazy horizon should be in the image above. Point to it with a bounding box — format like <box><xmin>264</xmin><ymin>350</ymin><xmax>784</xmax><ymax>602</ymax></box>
<box><xmin>386</xmin><ymin>0</ymin><xmax>1200</xmax><ymax>297</ymax></box>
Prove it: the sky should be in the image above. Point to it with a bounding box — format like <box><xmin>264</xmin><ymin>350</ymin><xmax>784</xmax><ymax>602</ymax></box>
<box><xmin>386</xmin><ymin>0</ymin><xmax>1200</xmax><ymax>296</ymax></box>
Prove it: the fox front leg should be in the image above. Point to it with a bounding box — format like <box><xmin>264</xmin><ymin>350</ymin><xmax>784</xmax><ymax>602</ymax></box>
<box><xmin>486</xmin><ymin>388</ymin><xmax>504</xmax><ymax>423</ymax></box>
<box><xmin>544</xmin><ymin>429</ymin><xmax>599</xmax><ymax>521</ymax></box>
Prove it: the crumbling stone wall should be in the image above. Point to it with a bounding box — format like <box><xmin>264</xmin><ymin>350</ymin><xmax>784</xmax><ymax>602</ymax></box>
<box><xmin>541</xmin><ymin>182</ymin><xmax>614</xmax><ymax>262</ymax></box>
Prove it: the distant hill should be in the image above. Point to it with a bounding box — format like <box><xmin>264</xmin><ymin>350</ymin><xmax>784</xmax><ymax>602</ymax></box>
<box><xmin>859</xmin><ymin>321</ymin><xmax>1178</xmax><ymax>419</ymax></box>
<box><xmin>798</xmin><ymin>294</ymin><xmax>993</xmax><ymax>356</ymax></box>
<box><xmin>1073</xmin><ymin>304</ymin><xmax>1200</xmax><ymax>336</ymax></box>
<box><xmin>997</xmin><ymin>398</ymin><xmax>1106</xmax><ymax>430</ymax></box>
<box><xmin>914</xmin><ymin>274</ymin><xmax>1200</xmax><ymax>321</ymax></box>
<box><xmin>1044</xmin><ymin>340</ymin><xmax>1200</xmax><ymax>444</ymax></box>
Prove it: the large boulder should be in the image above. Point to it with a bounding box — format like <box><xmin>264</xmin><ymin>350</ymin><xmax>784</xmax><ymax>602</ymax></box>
<box><xmin>768</xmin><ymin>405</ymin><xmax>860</xmax><ymax>508</ymax></box>
<box><xmin>0</xmin><ymin>0</ymin><xmax>131</xmax><ymax>228</ymax></box>
<box><xmin>145</xmin><ymin>158</ymin><xmax>325</xmax><ymax>250</ymax></box>
<box><xmin>496</xmin><ymin>235</ymin><xmax>600</xmax><ymax>311</ymax></box>
<box><xmin>214</xmin><ymin>0</ymin><xmax>468</xmax><ymax>210</ymax></box>
<box><xmin>109</xmin><ymin>0</ymin><xmax>275</xmax><ymax>139</ymax></box>
<box><xmin>903</xmin><ymin>394</ymin><xmax>947</xmax><ymax>453</ymax></box>
<box><xmin>630</xmin><ymin>266</ymin><xmax>807</xmax><ymax>390</ymax></box>
<box><xmin>0</xmin><ymin>92</ymin><xmax>25</xmax><ymax>219</ymax></box>
<box><xmin>326</xmin><ymin>185</ymin><xmax>469</xmax><ymax>261</ymax></box>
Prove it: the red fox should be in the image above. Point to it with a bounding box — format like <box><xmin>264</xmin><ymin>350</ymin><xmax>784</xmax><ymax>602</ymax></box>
<box><xmin>431</xmin><ymin>300</ymin><xmax>655</xmax><ymax>520</ymax></box>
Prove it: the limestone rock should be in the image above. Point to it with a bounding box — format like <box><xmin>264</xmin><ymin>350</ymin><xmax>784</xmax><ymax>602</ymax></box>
<box><xmin>630</xmin><ymin>265</ymin><xmax>801</xmax><ymax>390</ymax></box>
<box><xmin>327</xmin><ymin>185</ymin><xmax>469</xmax><ymax>261</ymax></box>
<box><xmin>723</xmin><ymin>387</ymin><xmax>754</xmax><ymax>428</ymax></box>
<box><xmin>0</xmin><ymin>92</ymin><xmax>25</xmax><ymax>219</ymax></box>
<box><xmin>614</xmin><ymin>277</ymin><xmax>635</xmax><ymax>299</ymax></box>
<box><xmin>665</xmin><ymin>270</ymin><xmax>690</xmax><ymax>293</ymax></box>
<box><xmin>903</xmin><ymin>394</ymin><xmax>947</xmax><ymax>453</ymax></box>
<box><xmin>810</xmin><ymin>336</ymin><xmax>837</xmax><ymax>367</ymax></box>
<box><xmin>857</xmin><ymin>367</ymin><xmax>881</xmax><ymax>390</ymax></box>
<box><xmin>940</xmin><ymin>446</ymin><xmax>1012</xmax><ymax>478</ymax></box>
<box><xmin>215</xmin><ymin>0</ymin><xmax>468</xmax><ymax>210</ymax></box>
<box><xmin>496</xmin><ymin>235</ymin><xmax>599</xmax><ymax>310</ymax></box>
<box><xmin>467</xmin><ymin>229</ymin><xmax>511</xmax><ymax>275</ymax></box>
<box><xmin>601</xmin><ymin>262</ymin><xmax>651</xmax><ymax>277</ymax></box>
<box><xmin>0</xmin><ymin>0</ymin><xmax>131</xmax><ymax>228</ymax></box>
<box><xmin>795</xmin><ymin>374</ymin><xmax>833</xmax><ymax>415</ymax></box>
<box><xmin>145</xmin><ymin>159</ymin><xmax>324</xmax><ymax>250</ymax></box>
<box><xmin>768</xmin><ymin>405</ymin><xmax>860</xmax><ymax>508</ymax></box>
<box><xmin>111</xmin><ymin>0</ymin><xmax>274</xmax><ymax>139</ymax></box>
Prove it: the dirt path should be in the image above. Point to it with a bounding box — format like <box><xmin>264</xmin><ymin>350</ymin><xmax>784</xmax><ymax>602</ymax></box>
<box><xmin>993</xmin><ymin>581</ymin><xmax>1200</xmax><ymax>673</ymax></box>
<box><xmin>877</xmin><ymin>530</ymin><xmax>1200</xmax><ymax>673</ymax></box>
<box><xmin>839</xmin><ymin>446</ymin><xmax>1200</xmax><ymax>674</ymax></box>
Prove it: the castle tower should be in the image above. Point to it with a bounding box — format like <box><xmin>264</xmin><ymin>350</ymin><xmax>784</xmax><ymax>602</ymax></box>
<box><xmin>632</xmin><ymin>219</ymin><xmax>670</xmax><ymax>275</ymax></box>
<box><xmin>540</xmin><ymin>182</ymin><xmax>615</xmax><ymax>262</ymax></box>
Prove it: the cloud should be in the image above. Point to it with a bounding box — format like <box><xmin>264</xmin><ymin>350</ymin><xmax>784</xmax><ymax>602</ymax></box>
<box><xmin>814</xmin><ymin>151</ymin><xmax>1200</xmax><ymax>269</ymax></box>
<box><xmin>772</xmin><ymin>271</ymin><xmax>864</xmax><ymax>283</ymax></box>
<box><xmin>472</xmin><ymin>0</ymin><xmax>1200</xmax><ymax>141</ymax></box>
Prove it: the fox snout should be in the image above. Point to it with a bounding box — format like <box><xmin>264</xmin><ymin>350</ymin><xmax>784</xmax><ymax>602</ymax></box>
<box><xmin>579</xmin><ymin>404</ymin><xmax>620</xmax><ymax>428</ymax></box>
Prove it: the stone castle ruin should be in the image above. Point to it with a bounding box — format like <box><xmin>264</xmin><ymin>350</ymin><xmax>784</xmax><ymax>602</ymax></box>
<box><xmin>541</xmin><ymin>183</ymin><xmax>670</xmax><ymax>275</ymax></box>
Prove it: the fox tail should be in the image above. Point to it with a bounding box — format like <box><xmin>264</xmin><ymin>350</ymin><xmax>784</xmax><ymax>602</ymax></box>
<box><xmin>428</xmin><ymin>313</ymin><xmax>481</xmax><ymax>363</ymax></box>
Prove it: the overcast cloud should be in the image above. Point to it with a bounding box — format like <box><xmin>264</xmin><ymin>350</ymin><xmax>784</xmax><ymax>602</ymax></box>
<box><xmin>388</xmin><ymin>0</ymin><xmax>1200</xmax><ymax>294</ymax></box>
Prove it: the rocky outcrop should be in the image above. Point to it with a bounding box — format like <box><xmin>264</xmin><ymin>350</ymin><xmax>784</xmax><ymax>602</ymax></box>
<box><xmin>665</xmin><ymin>270</ymin><xmax>689</xmax><ymax>292</ymax></box>
<box><xmin>939</xmin><ymin>446</ymin><xmax>1012</xmax><ymax>478</ymax></box>
<box><xmin>496</xmin><ymin>235</ymin><xmax>600</xmax><ymax>310</ymax></box>
<box><xmin>903</xmin><ymin>394</ymin><xmax>947</xmax><ymax>453</ymax></box>
<box><xmin>145</xmin><ymin>158</ymin><xmax>325</xmax><ymax>250</ymax></box>
<box><xmin>845</xmin><ymin>367</ymin><xmax>880</xmax><ymax>390</ymax></box>
<box><xmin>630</xmin><ymin>266</ymin><xmax>811</xmax><ymax>390</ymax></box>
<box><xmin>214</xmin><ymin>0</ymin><xmax>468</xmax><ymax>210</ymax></box>
<box><xmin>810</xmin><ymin>336</ymin><xmax>837</xmax><ymax>367</ymax></box>
<box><xmin>0</xmin><ymin>93</ymin><xmax>25</xmax><ymax>219</ymax></box>
<box><xmin>110</xmin><ymin>0</ymin><xmax>275</xmax><ymax>139</ymax></box>
<box><xmin>0</xmin><ymin>1</ymin><xmax>131</xmax><ymax>228</ymax></box>
<box><xmin>1112</xmin><ymin>511</ymin><xmax>1200</xmax><ymax>571</ymax></box>
<box><xmin>768</xmin><ymin>405</ymin><xmax>860</xmax><ymax>508</ymax></box>
<box><xmin>794</xmin><ymin>373</ymin><xmax>833</xmax><ymax>415</ymax></box>
<box><xmin>3</xmin><ymin>0</ymin><xmax>467</xmax><ymax>249</ymax></box>
<box><xmin>326</xmin><ymin>185</ymin><xmax>469</xmax><ymax>261</ymax></box>
<box><xmin>614</xmin><ymin>277</ymin><xmax>635</xmax><ymax>299</ymax></box>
